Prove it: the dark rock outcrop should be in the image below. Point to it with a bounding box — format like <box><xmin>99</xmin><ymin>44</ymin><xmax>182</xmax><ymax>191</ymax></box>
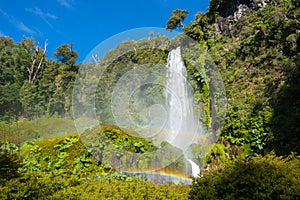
<box><xmin>212</xmin><ymin>0</ymin><xmax>273</xmax><ymax>37</ymax></box>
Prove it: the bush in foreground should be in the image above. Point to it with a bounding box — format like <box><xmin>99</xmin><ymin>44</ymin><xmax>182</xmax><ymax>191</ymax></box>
<box><xmin>0</xmin><ymin>173</ymin><xmax>190</xmax><ymax>199</ymax></box>
<box><xmin>189</xmin><ymin>153</ymin><xmax>300</xmax><ymax>200</ymax></box>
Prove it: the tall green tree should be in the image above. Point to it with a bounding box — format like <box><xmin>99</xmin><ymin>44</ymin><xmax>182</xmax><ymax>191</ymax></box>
<box><xmin>54</xmin><ymin>43</ymin><xmax>78</xmax><ymax>66</ymax></box>
<box><xmin>166</xmin><ymin>9</ymin><xmax>188</xmax><ymax>31</ymax></box>
<box><xmin>53</xmin><ymin>44</ymin><xmax>79</xmax><ymax>116</ymax></box>
<box><xmin>0</xmin><ymin>37</ymin><xmax>31</xmax><ymax>120</ymax></box>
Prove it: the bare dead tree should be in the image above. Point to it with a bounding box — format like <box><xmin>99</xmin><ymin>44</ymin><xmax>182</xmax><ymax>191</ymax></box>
<box><xmin>27</xmin><ymin>40</ymin><xmax>47</xmax><ymax>84</ymax></box>
<box><xmin>91</xmin><ymin>54</ymin><xmax>99</xmax><ymax>64</ymax></box>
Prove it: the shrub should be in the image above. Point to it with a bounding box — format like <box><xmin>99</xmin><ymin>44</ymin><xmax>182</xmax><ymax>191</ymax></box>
<box><xmin>0</xmin><ymin>142</ymin><xmax>22</xmax><ymax>183</ymax></box>
<box><xmin>189</xmin><ymin>153</ymin><xmax>300</xmax><ymax>199</ymax></box>
<box><xmin>0</xmin><ymin>153</ymin><xmax>22</xmax><ymax>183</ymax></box>
<box><xmin>0</xmin><ymin>174</ymin><xmax>190</xmax><ymax>199</ymax></box>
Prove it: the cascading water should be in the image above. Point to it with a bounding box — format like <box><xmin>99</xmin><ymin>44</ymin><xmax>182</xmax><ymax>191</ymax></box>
<box><xmin>187</xmin><ymin>159</ymin><xmax>201</xmax><ymax>177</ymax></box>
<box><xmin>165</xmin><ymin>47</ymin><xmax>200</xmax><ymax>177</ymax></box>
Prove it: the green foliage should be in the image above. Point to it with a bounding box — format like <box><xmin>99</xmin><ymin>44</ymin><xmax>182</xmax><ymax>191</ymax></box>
<box><xmin>0</xmin><ymin>153</ymin><xmax>22</xmax><ymax>182</ymax></box>
<box><xmin>0</xmin><ymin>173</ymin><xmax>77</xmax><ymax>199</ymax></box>
<box><xmin>53</xmin><ymin>136</ymin><xmax>79</xmax><ymax>151</ymax></box>
<box><xmin>0</xmin><ymin>0</ymin><xmax>298</xmax><ymax>159</ymax></box>
<box><xmin>91</xmin><ymin>39</ymin><xmax>169</xmax><ymax>123</ymax></box>
<box><xmin>100</xmin><ymin>124</ymin><xmax>157</xmax><ymax>153</ymax></box>
<box><xmin>20</xmin><ymin>135</ymin><xmax>106</xmax><ymax>175</ymax></box>
<box><xmin>0</xmin><ymin>0</ymin><xmax>300</xmax><ymax>198</ymax></box>
<box><xmin>0</xmin><ymin>37</ymin><xmax>26</xmax><ymax>121</ymax></box>
<box><xmin>0</xmin><ymin>37</ymin><xmax>79</xmax><ymax>120</ymax></box>
<box><xmin>211</xmin><ymin>143</ymin><xmax>229</xmax><ymax>163</ymax></box>
<box><xmin>81</xmin><ymin>124</ymin><xmax>187</xmax><ymax>172</ymax></box>
<box><xmin>183</xmin><ymin>0</ymin><xmax>300</xmax><ymax>157</ymax></box>
<box><xmin>0</xmin><ymin>173</ymin><xmax>190</xmax><ymax>199</ymax></box>
<box><xmin>0</xmin><ymin>142</ymin><xmax>18</xmax><ymax>154</ymax></box>
<box><xmin>166</xmin><ymin>9</ymin><xmax>189</xmax><ymax>31</ymax></box>
<box><xmin>0</xmin><ymin>142</ymin><xmax>22</xmax><ymax>182</ymax></box>
<box><xmin>184</xmin><ymin>12</ymin><xmax>215</xmax><ymax>43</ymax></box>
<box><xmin>0</xmin><ymin>117</ymin><xmax>76</xmax><ymax>144</ymax></box>
<box><xmin>0</xmin><ymin>135</ymin><xmax>189</xmax><ymax>199</ymax></box>
<box><xmin>189</xmin><ymin>153</ymin><xmax>300</xmax><ymax>199</ymax></box>
<box><xmin>54</xmin><ymin>43</ymin><xmax>78</xmax><ymax>65</ymax></box>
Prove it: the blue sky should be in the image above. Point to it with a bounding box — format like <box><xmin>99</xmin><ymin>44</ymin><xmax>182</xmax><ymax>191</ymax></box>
<box><xmin>0</xmin><ymin>0</ymin><xmax>210</xmax><ymax>62</ymax></box>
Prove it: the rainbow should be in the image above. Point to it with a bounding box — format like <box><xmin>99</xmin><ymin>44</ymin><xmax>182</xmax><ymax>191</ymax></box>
<box><xmin>126</xmin><ymin>170</ymin><xmax>193</xmax><ymax>185</ymax></box>
<box><xmin>97</xmin><ymin>170</ymin><xmax>193</xmax><ymax>185</ymax></box>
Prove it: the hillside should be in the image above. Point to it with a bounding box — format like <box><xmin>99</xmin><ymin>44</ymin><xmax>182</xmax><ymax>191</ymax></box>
<box><xmin>184</xmin><ymin>0</ymin><xmax>300</xmax><ymax>158</ymax></box>
<box><xmin>0</xmin><ymin>0</ymin><xmax>300</xmax><ymax>199</ymax></box>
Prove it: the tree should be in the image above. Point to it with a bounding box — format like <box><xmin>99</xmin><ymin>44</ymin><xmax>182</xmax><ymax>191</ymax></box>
<box><xmin>37</xmin><ymin>60</ymin><xmax>60</xmax><ymax>116</ymax></box>
<box><xmin>52</xmin><ymin>44</ymin><xmax>79</xmax><ymax>116</ymax></box>
<box><xmin>54</xmin><ymin>43</ymin><xmax>78</xmax><ymax>66</ymax></box>
<box><xmin>166</xmin><ymin>9</ymin><xmax>189</xmax><ymax>31</ymax></box>
<box><xmin>0</xmin><ymin>37</ymin><xmax>29</xmax><ymax>120</ymax></box>
<box><xmin>23</xmin><ymin>39</ymin><xmax>48</xmax><ymax>84</ymax></box>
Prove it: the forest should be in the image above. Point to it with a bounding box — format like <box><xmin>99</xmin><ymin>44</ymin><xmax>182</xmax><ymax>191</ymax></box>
<box><xmin>1</xmin><ymin>0</ymin><xmax>300</xmax><ymax>199</ymax></box>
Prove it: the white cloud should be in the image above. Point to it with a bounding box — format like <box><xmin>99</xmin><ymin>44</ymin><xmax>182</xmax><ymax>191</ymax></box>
<box><xmin>57</xmin><ymin>0</ymin><xmax>74</xmax><ymax>8</ymax></box>
<box><xmin>0</xmin><ymin>8</ymin><xmax>9</xmax><ymax>18</ymax></box>
<box><xmin>0</xmin><ymin>8</ymin><xmax>34</xmax><ymax>34</ymax></box>
<box><xmin>16</xmin><ymin>22</ymin><xmax>35</xmax><ymax>34</ymax></box>
<box><xmin>26</xmin><ymin>7</ymin><xmax>57</xmax><ymax>20</ymax></box>
<box><xmin>26</xmin><ymin>7</ymin><xmax>58</xmax><ymax>28</ymax></box>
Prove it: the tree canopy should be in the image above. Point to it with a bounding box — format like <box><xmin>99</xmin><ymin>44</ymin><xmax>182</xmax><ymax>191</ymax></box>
<box><xmin>166</xmin><ymin>9</ymin><xmax>189</xmax><ymax>31</ymax></box>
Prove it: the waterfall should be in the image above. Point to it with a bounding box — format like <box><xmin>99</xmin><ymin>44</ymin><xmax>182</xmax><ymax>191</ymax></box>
<box><xmin>165</xmin><ymin>47</ymin><xmax>200</xmax><ymax>177</ymax></box>
<box><xmin>187</xmin><ymin>159</ymin><xmax>200</xmax><ymax>177</ymax></box>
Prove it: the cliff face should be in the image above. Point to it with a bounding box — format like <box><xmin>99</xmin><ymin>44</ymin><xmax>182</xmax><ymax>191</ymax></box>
<box><xmin>211</xmin><ymin>0</ymin><xmax>274</xmax><ymax>36</ymax></box>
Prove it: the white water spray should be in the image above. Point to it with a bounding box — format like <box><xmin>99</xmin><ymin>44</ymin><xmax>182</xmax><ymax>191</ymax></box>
<box><xmin>165</xmin><ymin>47</ymin><xmax>200</xmax><ymax>177</ymax></box>
<box><xmin>187</xmin><ymin>159</ymin><xmax>200</xmax><ymax>177</ymax></box>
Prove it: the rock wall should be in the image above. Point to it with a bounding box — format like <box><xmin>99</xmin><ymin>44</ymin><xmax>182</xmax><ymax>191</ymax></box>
<box><xmin>212</xmin><ymin>0</ymin><xmax>274</xmax><ymax>36</ymax></box>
